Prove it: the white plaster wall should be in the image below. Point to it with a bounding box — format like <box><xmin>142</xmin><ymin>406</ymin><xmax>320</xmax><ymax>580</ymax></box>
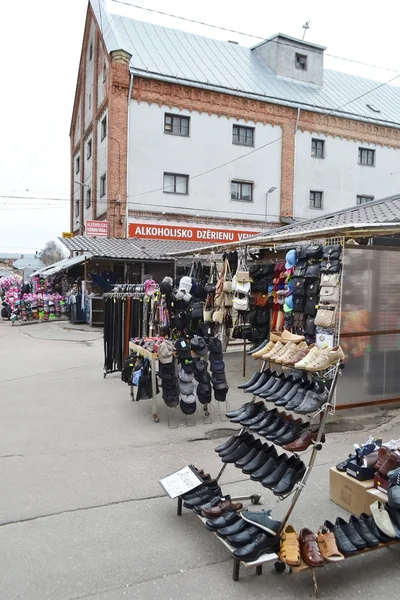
<box><xmin>73</xmin><ymin>152</ymin><xmax>81</xmax><ymax>232</ymax></box>
<box><xmin>294</xmin><ymin>130</ymin><xmax>400</xmax><ymax>219</ymax></box>
<box><xmin>97</xmin><ymin>45</ymin><xmax>107</xmax><ymax>108</ymax></box>
<box><xmin>84</xmin><ymin>21</ymin><xmax>95</xmax><ymax>131</ymax></box>
<box><xmin>127</xmin><ymin>101</ymin><xmax>282</xmax><ymax>223</ymax></box>
<box><xmin>74</xmin><ymin>108</ymin><xmax>81</xmax><ymax>147</ymax></box>
<box><xmin>96</xmin><ymin>109</ymin><xmax>108</xmax><ymax>217</ymax></box>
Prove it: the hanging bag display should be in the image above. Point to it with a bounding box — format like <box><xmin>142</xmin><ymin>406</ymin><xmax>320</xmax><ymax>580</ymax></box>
<box><xmin>232</xmin><ymin>250</ymin><xmax>250</xmax><ymax>290</ymax></box>
<box><xmin>320</xmin><ymin>273</ymin><xmax>339</xmax><ymax>287</ymax></box>
<box><xmin>204</xmin><ymin>262</ymin><xmax>219</xmax><ymax>295</ymax></box>
<box><xmin>321</xmin><ymin>259</ymin><xmax>341</xmax><ymax>274</ymax></box>
<box><xmin>305</xmin><ymin>281</ymin><xmax>319</xmax><ymax>296</ymax></box>
<box><xmin>320</xmin><ymin>285</ymin><xmax>340</xmax><ymax>302</ymax></box>
<box><xmin>322</xmin><ymin>244</ymin><xmax>342</xmax><ymax>260</ymax></box>
<box><xmin>203</xmin><ymin>294</ymin><xmax>213</xmax><ymax>322</ymax></box>
<box><xmin>232</xmin><ymin>293</ymin><xmax>249</xmax><ymax>312</ymax></box>
<box><xmin>306</xmin><ymin>244</ymin><xmax>323</xmax><ymax>259</ymax></box>
<box><xmin>315</xmin><ymin>304</ymin><xmax>337</xmax><ymax>328</ymax></box>
<box><xmin>223</xmin><ymin>259</ymin><xmax>233</xmax><ymax>307</ymax></box>
<box><xmin>212</xmin><ymin>308</ymin><xmax>224</xmax><ymax>323</ymax></box>
<box><xmin>305</xmin><ymin>262</ymin><xmax>321</xmax><ymax>279</ymax></box>
<box><xmin>293</xmin><ymin>295</ymin><xmax>305</xmax><ymax>312</ymax></box>
<box><xmin>292</xmin><ymin>277</ymin><xmax>306</xmax><ymax>296</ymax></box>
<box><xmin>189</xmin><ymin>300</ymin><xmax>202</xmax><ymax>320</ymax></box>
<box><xmin>304</xmin><ymin>294</ymin><xmax>318</xmax><ymax>317</ymax></box>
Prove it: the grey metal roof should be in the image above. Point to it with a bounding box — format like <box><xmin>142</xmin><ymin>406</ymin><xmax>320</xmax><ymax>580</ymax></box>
<box><xmin>0</xmin><ymin>253</ymin><xmax>20</xmax><ymax>260</ymax></box>
<box><xmin>13</xmin><ymin>254</ymin><xmax>45</xmax><ymax>270</ymax></box>
<box><xmin>59</xmin><ymin>235</ymin><xmax>210</xmax><ymax>260</ymax></box>
<box><xmin>33</xmin><ymin>253</ymin><xmax>93</xmax><ymax>278</ymax></box>
<box><xmin>91</xmin><ymin>0</ymin><xmax>400</xmax><ymax>128</ymax></box>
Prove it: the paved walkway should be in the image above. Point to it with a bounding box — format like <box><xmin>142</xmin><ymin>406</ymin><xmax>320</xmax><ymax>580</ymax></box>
<box><xmin>0</xmin><ymin>321</ymin><xmax>399</xmax><ymax>599</ymax></box>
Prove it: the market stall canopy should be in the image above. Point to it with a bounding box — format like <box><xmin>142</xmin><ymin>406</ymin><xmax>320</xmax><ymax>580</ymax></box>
<box><xmin>167</xmin><ymin>193</ymin><xmax>400</xmax><ymax>256</ymax></box>
<box><xmin>59</xmin><ymin>235</ymin><xmax>213</xmax><ymax>260</ymax></box>
<box><xmin>32</xmin><ymin>253</ymin><xmax>93</xmax><ymax>278</ymax></box>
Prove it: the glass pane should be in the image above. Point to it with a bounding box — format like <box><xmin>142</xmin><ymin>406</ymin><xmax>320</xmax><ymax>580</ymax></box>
<box><xmin>232</xmin><ymin>127</ymin><xmax>239</xmax><ymax>143</ymax></box>
<box><xmin>175</xmin><ymin>176</ymin><xmax>187</xmax><ymax>194</ymax></box>
<box><xmin>231</xmin><ymin>182</ymin><xmax>239</xmax><ymax>199</ymax></box>
<box><xmin>245</xmin><ymin>130</ymin><xmax>253</xmax><ymax>145</ymax></box>
<box><xmin>172</xmin><ymin>118</ymin><xmax>180</xmax><ymax>134</ymax></box>
<box><xmin>163</xmin><ymin>174</ymin><xmax>174</xmax><ymax>192</ymax></box>
<box><xmin>181</xmin><ymin>119</ymin><xmax>189</xmax><ymax>135</ymax></box>
<box><xmin>241</xmin><ymin>183</ymin><xmax>252</xmax><ymax>201</ymax></box>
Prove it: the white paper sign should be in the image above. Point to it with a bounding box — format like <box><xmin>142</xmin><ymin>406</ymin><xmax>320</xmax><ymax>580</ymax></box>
<box><xmin>159</xmin><ymin>466</ymin><xmax>204</xmax><ymax>499</ymax></box>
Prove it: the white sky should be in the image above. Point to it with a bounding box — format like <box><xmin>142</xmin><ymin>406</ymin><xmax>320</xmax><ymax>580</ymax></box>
<box><xmin>1</xmin><ymin>0</ymin><xmax>399</xmax><ymax>253</ymax></box>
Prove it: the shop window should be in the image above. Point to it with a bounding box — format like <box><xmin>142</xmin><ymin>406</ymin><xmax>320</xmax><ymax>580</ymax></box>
<box><xmin>311</xmin><ymin>138</ymin><xmax>325</xmax><ymax>158</ymax></box>
<box><xmin>75</xmin><ymin>199</ymin><xmax>79</xmax><ymax>217</ymax></box>
<box><xmin>164</xmin><ymin>114</ymin><xmax>190</xmax><ymax>137</ymax></box>
<box><xmin>310</xmin><ymin>190</ymin><xmax>323</xmax><ymax>209</ymax></box>
<box><xmin>75</xmin><ymin>156</ymin><xmax>80</xmax><ymax>174</ymax></box>
<box><xmin>100</xmin><ymin>174</ymin><xmax>106</xmax><ymax>197</ymax></box>
<box><xmin>358</xmin><ymin>147</ymin><xmax>375</xmax><ymax>166</ymax></box>
<box><xmin>295</xmin><ymin>53</ymin><xmax>308</xmax><ymax>71</ymax></box>
<box><xmin>87</xmin><ymin>139</ymin><xmax>92</xmax><ymax>159</ymax></box>
<box><xmin>233</xmin><ymin>125</ymin><xmax>254</xmax><ymax>147</ymax></box>
<box><xmin>163</xmin><ymin>173</ymin><xmax>189</xmax><ymax>194</ymax></box>
<box><xmin>86</xmin><ymin>188</ymin><xmax>91</xmax><ymax>209</ymax></box>
<box><xmin>231</xmin><ymin>180</ymin><xmax>253</xmax><ymax>202</ymax></box>
<box><xmin>101</xmin><ymin>116</ymin><xmax>107</xmax><ymax>140</ymax></box>
<box><xmin>357</xmin><ymin>195</ymin><xmax>374</xmax><ymax>205</ymax></box>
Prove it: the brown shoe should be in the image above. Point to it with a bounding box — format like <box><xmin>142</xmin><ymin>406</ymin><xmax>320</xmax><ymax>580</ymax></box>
<box><xmin>317</xmin><ymin>527</ymin><xmax>344</xmax><ymax>562</ymax></box>
<box><xmin>379</xmin><ymin>451</ymin><xmax>400</xmax><ymax>477</ymax></box>
<box><xmin>279</xmin><ymin>525</ymin><xmax>300</xmax><ymax>566</ymax></box>
<box><xmin>284</xmin><ymin>344</ymin><xmax>315</xmax><ymax>367</ymax></box>
<box><xmin>299</xmin><ymin>528</ymin><xmax>325</xmax><ymax>568</ymax></box>
<box><xmin>282</xmin><ymin>429</ymin><xmax>322</xmax><ymax>452</ymax></box>
<box><xmin>202</xmin><ymin>499</ymin><xmax>243</xmax><ymax>519</ymax></box>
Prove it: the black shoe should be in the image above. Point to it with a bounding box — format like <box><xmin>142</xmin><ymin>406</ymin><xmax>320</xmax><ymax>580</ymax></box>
<box><xmin>230</xmin><ymin>402</ymin><xmax>264</xmax><ymax>423</ymax></box>
<box><xmin>250</xmin><ymin>456</ymin><xmax>282</xmax><ymax>481</ymax></box>
<box><xmin>264</xmin><ymin>420</ymin><xmax>295</xmax><ymax>441</ymax></box>
<box><xmin>324</xmin><ymin>520</ymin><xmax>357</xmax><ymax>555</ymax></box>
<box><xmin>258</xmin><ymin>414</ymin><xmax>284</xmax><ymax>437</ymax></box>
<box><xmin>248</xmin><ymin>409</ymin><xmax>278</xmax><ymax>431</ymax></box>
<box><xmin>192</xmin><ymin>493</ymin><xmax>224</xmax><ymax>514</ymax></box>
<box><xmin>216</xmin><ymin>518</ymin><xmax>249</xmax><ymax>538</ymax></box>
<box><xmin>226</xmin><ymin>525</ymin><xmax>262</xmax><ymax>547</ymax></box>
<box><xmin>349</xmin><ymin>515</ymin><xmax>379</xmax><ymax>547</ymax></box>
<box><xmin>385</xmin><ymin>503</ymin><xmax>400</xmax><ymax>534</ymax></box>
<box><xmin>252</xmin><ymin>373</ymin><xmax>283</xmax><ymax>396</ymax></box>
<box><xmin>359</xmin><ymin>513</ymin><xmax>391</xmax><ymax>544</ymax></box>
<box><xmin>235</xmin><ymin>441</ymin><xmax>266</xmax><ymax>468</ymax></box>
<box><xmin>221</xmin><ymin>442</ymin><xmax>257</xmax><ymax>463</ymax></box>
<box><xmin>181</xmin><ymin>478</ymin><xmax>220</xmax><ymax>499</ymax></box>
<box><xmin>240</xmin><ymin>408</ymin><xmax>268</xmax><ymax>427</ymax></box>
<box><xmin>237</xmin><ymin>372</ymin><xmax>262</xmax><ymax>391</ymax></box>
<box><xmin>243</xmin><ymin>446</ymin><xmax>278</xmax><ymax>475</ymax></box>
<box><xmin>204</xmin><ymin>510</ymin><xmax>241</xmax><ymax>531</ymax></box>
<box><xmin>219</xmin><ymin>434</ymin><xmax>254</xmax><ymax>457</ymax></box>
<box><xmin>259</xmin><ymin>376</ymin><xmax>287</xmax><ymax>398</ymax></box>
<box><xmin>274</xmin><ymin>382</ymin><xmax>302</xmax><ymax>406</ymax></box>
<box><xmin>183</xmin><ymin>487</ymin><xmax>222</xmax><ymax>508</ymax></box>
<box><xmin>243</xmin><ymin>373</ymin><xmax>272</xmax><ymax>394</ymax></box>
<box><xmin>335</xmin><ymin>517</ymin><xmax>366</xmax><ymax>550</ymax></box>
<box><xmin>261</xmin><ymin>456</ymin><xmax>301</xmax><ymax>488</ymax></box>
<box><xmin>263</xmin><ymin>376</ymin><xmax>298</xmax><ymax>401</ymax></box>
<box><xmin>226</xmin><ymin>402</ymin><xmax>252</xmax><ymax>417</ymax></box>
<box><xmin>273</xmin><ymin>463</ymin><xmax>306</xmax><ymax>495</ymax></box>
<box><xmin>232</xmin><ymin>533</ymin><xmax>280</xmax><ymax>560</ymax></box>
<box><xmin>336</xmin><ymin>453</ymin><xmax>356</xmax><ymax>472</ymax></box>
<box><xmin>215</xmin><ymin>432</ymin><xmax>247</xmax><ymax>454</ymax></box>
<box><xmin>274</xmin><ymin>421</ymin><xmax>310</xmax><ymax>446</ymax></box>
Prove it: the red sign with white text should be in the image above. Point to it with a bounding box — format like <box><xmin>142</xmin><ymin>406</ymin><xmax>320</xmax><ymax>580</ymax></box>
<box><xmin>86</xmin><ymin>220</ymin><xmax>109</xmax><ymax>237</ymax></box>
<box><xmin>129</xmin><ymin>223</ymin><xmax>260</xmax><ymax>243</ymax></box>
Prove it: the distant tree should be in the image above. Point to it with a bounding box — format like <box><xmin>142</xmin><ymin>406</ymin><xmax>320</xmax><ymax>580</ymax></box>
<box><xmin>40</xmin><ymin>241</ymin><xmax>65</xmax><ymax>266</ymax></box>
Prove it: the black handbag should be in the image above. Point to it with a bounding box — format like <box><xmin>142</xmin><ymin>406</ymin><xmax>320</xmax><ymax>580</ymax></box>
<box><xmin>254</xmin><ymin>309</ymin><xmax>269</xmax><ymax>327</ymax></box>
<box><xmin>321</xmin><ymin>259</ymin><xmax>341</xmax><ymax>274</ymax></box>
<box><xmin>306</xmin><ymin>245</ymin><xmax>323</xmax><ymax>259</ymax></box>
<box><xmin>292</xmin><ymin>277</ymin><xmax>306</xmax><ymax>296</ymax></box>
<box><xmin>204</xmin><ymin>262</ymin><xmax>219</xmax><ymax>294</ymax></box>
<box><xmin>198</xmin><ymin>322</ymin><xmax>215</xmax><ymax>338</ymax></box>
<box><xmin>305</xmin><ymin>316</ymin><xmax>316</xmax><ymax>336</ymax></box>
<box><xmin>305</xmin><ymin>263</ymin><xmax>321</xmax><ymax>279</ymax></box>
<box><xmin>293</xmin><ymin>295</ymin><xmax>305</xmax><ymax>312</ymax></box>
<box><xmin>297</xmin><ymin>246</ymin><xmax>308</xmax><ymax>260</ymax></box>
<box><xmin>306</xmin><ymin>281</ymin><xmax>319</xmax><ymax>296</ymax></box>
<box><xmin>293</xmin><ymin>259</ymin><xmax>307</xmax><ymax>277</ymax></box>
<box><xmin>322</xmin><ymin>245</ymin><xmax>342</xmax><ymax>260</ymax></box>
<box><xmin>304</xmin><ymin>295</ymin><xmax>318</xmax><ymax>317</ymax></box>
<box><xmin>190</xmin><ymin>301</ymin><xmax>202</xmax><ymax>319</ymax></box>
<box><xmin>136</xmin><ymin>361</ymin><xmax>159</xmax><ymax>400</ymax></box>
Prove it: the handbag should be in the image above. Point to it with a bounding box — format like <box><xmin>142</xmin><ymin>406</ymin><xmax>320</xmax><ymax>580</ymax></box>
<box><xmin>304</xmin><ymin>294</ymin><xmax>318</xmax><ymax>317</ymax></box>
<box><xmin>315</xmin><ymin>305</ymin><xmax>336</xmax><ymax>328</ymax></box>
<box><xmin>293</xmin><ymin>259</ymin><xmax>307</xmax><ymax>277</ymax></box>
<box><xmin>320</xmin><ymin>285</ymin><xmax>339</xmax><ymax>302</ymax></box>
<box><xmin>233</xmin><ymin>251</ymin><xmax>250</xmax><ymax>288</ymax></box>
<box><xmin>297</xmin><ymin>245</ymin><xmax>308</xmax><ymax>260</ymax></box>
<box><xmin>322</xmin><ymin>244</ymin><xmax>342</xmax><ymax>260</ymax></box>
<box><xmin>224</xmin><ymin>292</ymin><xmax>233</xmax><ymax>308</ymax></box>
<box><xmin>306</xmin><ymin>244</ymin><xmax>323</xmax><ymax>259</ymax></box>
<box><xmin>212</xmin><ymin>309</ymin><xmax>224</xmax><ymax>324</ymax></box>
<box><xmin>293</xmin><ymin>295</ymin><xmax>305</xmax><ymax>312</ymax></box>
<box><xmin>305</xmin><ymin>262</ymin><xmax>321</xmax><ymax>279</ymax></box>
<box><xmin>305</xmin><ymin>281</ymin><xmax>319</xmax><ymax>296</ymax></box>
<box><xmin>199</xmin><ymin>322</ymin><xmax>214</xmax><ymax>338</ymax></box>
<box><xmin>232</xmin><ymin>293</ymin><xmax>249</xmax><ymax>312</ymax></box>
<box><xmin>136</xmin><ymin>360</ymin><xmax>159</xmax><ymax>400</ymax></box>
<box><xmin>190</xmin><ymin>301</ymin><xmax>202</xmax><ymax>319</ymax></box>
<box><xmin>305</xmin><ymin>316</ymin><xmax>316</xmax><ymax>336</ymax></box>
<box><xmin>214</xmin><ymin>292</ymin><xmax>225</xmax><ymax>307</ymax></box>
<box><xmin>320</xmin><ymin>273</ymin><xmax>339</xmax><ymax>287</ymax></box>
<box><xmin>204</xmin><ymin>262</ymin><xmax>219</xmax><ymax>295</ymax></box>
<box><xmin>292</xmin><ymin>277</ymin><xmax>306</xmax><ymax>296</ymax></box>
<box><xmin>321</xmin><ymin>259</ymin><xmax>341</xmax><ymax>274</ymax></box>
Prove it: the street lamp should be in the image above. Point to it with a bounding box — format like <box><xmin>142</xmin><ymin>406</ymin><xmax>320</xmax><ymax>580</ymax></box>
<box><xmin>265</xmin><ymin>186</ymin><xmax>277</xmax><ymax>222</ymax></box>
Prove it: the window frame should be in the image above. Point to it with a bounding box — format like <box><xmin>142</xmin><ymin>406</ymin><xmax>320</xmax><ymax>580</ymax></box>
<box><xmin>75</xmin><ymin>156</ymin><xmax>80</xmax><ymax>174</ymax></box>
<box><xmin>358</xmin><ymin>147</ymin><xmax>375</xmax><ymax>167</ymax></box>
<box><xmin>232</xmin><ymin>124</ymin><xmax>255</xmax><ymax>147</ymax></box>
<box><xmin>164</xmin><ymin>113</ymin><xmax>190</xmax><ymax>137</ymax></box>
<box><xmin>102</xmin><ymin>62</ymin><xmax>107</xmax><ymax>83</ymax></box>
<box><xmin>86</xmin><ymin>139</ymin><xmax>92</xmax><ymax>160</ymax></box>
<box><xmin>356</xmin><ymin>194</ymin><xmax>375</xmax><ymax>205</ymax></box>
<box><xmin>163</xmin><ymin>172</ymin><xmax>189</xmax><ymax>195</ymax></box>
<box><xmin>75</xmin><ymin>199</ymin><xmax>80</xmax><ymax>218</ymax></box>
<box><xmin>85</xmin><ymin>188</ymin><xmax>91</xmax><ymax>209</ymax></box>
<box><xmin>231</xmin><ymin>180</ymin><xmax>254</xmax><ymax>203</ymax></box>
<box><xmin>101</xmin><ymin>116</ymin><xmax>107</xmax><ymax>141</ymax></box>
<box><xmin>295</xmin><ymin>53</ymin><xmax>308</xmax><ymax>71</ymax></box>
<box><xmin>89</xmin><ymin>41</ymin><xmax>93</xmax><ymax>61</ymax></box>
<box><xmin>311</xmin><ymin>138</ymin><xmax>325</xmax><ymax>159</ymax></box>
<box><xmin>309</xmin><ymin>190</ymin><xmax>323</xmax><ymax>210</ymax></box>
<box><xmin>100</xmin><ymin>174</ymin><xmax>107</xmax><ymax>198</ymax></box>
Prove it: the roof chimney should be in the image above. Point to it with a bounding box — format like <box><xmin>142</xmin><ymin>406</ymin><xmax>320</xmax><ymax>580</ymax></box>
<box><xmin>252</xmin><ymin>33</ymin><xmax>326</xmax><ymax>86</ymax></box>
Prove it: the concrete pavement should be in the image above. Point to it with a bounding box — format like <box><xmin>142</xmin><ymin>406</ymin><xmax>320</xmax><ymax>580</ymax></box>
<box><xmin>1</xmin><ymin>320</ymin><xmax>400</xmax><ymax>599</ymax></box>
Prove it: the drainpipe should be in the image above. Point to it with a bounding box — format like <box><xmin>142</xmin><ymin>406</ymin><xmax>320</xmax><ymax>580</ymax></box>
<box><xmin>126</xmin><ymin>73</ymin><xmax>134</xmax><ymax>239</ymax></box>
<box><xmin>292</xmin><ymin>108</ymin><xmax>301</xmax><ymax>220</ymax></box>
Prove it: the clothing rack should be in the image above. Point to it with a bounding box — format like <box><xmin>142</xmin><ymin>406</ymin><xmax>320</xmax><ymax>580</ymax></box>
<box><xmin>103</xmin><ymin>292</ymin><xmax>150</xmax><ymax>377</ymax></box>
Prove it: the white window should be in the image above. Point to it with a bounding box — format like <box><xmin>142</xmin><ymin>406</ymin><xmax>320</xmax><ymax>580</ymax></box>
<box><xmin>311</xmin><ymin>139</ymin><xmax>324</xmax><ymax>158</ymax></box>
<box><xmin>87</xmin><ymin>139</ymin><xmax>92</xmax><ymax>159</ymax></box>
<box><xmin>164</xmin><ymin>114</ymin><xmax>190</xmax><ymax>137</ymax></box>
<box><xmin>310</xmin><ymin>190</ymin><xmax>323</xmax><ymax>209</ymax></box>
<box><xmin>163</xmin><ymin>173</ymin><xmax>189</xmax><ymax>195</ymax></box>
<box><xmin>75</xmin><ymin>156</ymin><xmax>80</xmax><ymax>174</ymax></box>
<box><xmin>295</xmin><ymin>53</ymin><xmax>308</xmax><ymax>71</ymax></box>
<box><xmin>357</xmin><ymin>195</ymin><xmax>374</xmax><ymax>205</ymax></box>
<box><xmin>231</xmin><ymin>181</ymin><xmax>253</xmax><ymax>202</ymax></box>
<box><xmin>358</xmin><ymin>147</ymin><xmax>375</xmax><ymax>166</ymax></box>
<box><xmin>101</xmin><ymin>116</ymin><xmax>107</xmax><ymax>141</ymax></box>
<box><xmin>86</xmin><ymin>188</ymin><xmax>91</xmax><ymax>209</ymax></box>
<box><xmin>100</xmin><ymin>174</ymin><xmax>106</xmax><ymax>197</ymax></box>
<box><xmin>233</xmin><ymin>125</ymin><xmax>254</xmax><ymax>147</ymax></box>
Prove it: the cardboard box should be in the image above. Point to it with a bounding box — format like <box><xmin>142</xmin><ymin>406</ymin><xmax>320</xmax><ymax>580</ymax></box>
<box><xmin>365</xmin><ymin>488</ymin><xmax>388</xmax><ymax>515</ymax></box>
<box><xmin>374</xmin><ymin>472</ymin><xmax>389</xmax><ymax>494</ymax></box>
<box><xmin>330</xmin><ymin>467</ymin><xmax>374</xmax><ymax>515</ymax></box>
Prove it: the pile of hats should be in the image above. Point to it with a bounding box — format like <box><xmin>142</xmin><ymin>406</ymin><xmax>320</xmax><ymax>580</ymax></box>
<box><xmin>158</xmin><ymin>340</ymin><xmax>179</xmax><ymax>408</ymax></box>
<box><xmin>191</xmin><ymin>336</ymin><xmax>212</xmax><ymax>405</ymax></box>
<box><xmin>209</xmin><ymin>338</ymin><xmax>228</xmax><ymax>402</ymax></box>
<box><xmin>175</xmin><ymin>338</ymin><xmax>197</xmax><ymax>415</ymax></box>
